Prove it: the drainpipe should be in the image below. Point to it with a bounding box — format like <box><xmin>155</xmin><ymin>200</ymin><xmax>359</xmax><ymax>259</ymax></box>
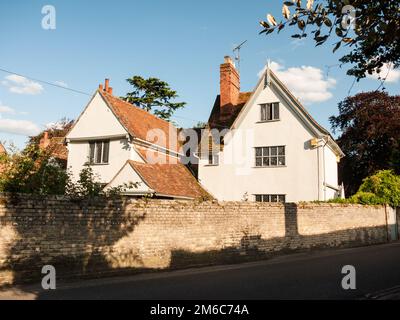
<box><xmin>316</xmin><ymin>136</ymin><xmax>329</xmax><ymax>201</ymax></box>
<box><xmin>317</xmin><ymin>146</ymin><xmax>320</xmax><ymax>201</ymax></box>
<box><xmin>322</xmin><ymin>139</ymin><xmax>328</xmax><ymax>201</ymax></box>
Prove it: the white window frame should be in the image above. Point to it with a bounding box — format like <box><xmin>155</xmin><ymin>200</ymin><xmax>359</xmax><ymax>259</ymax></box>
<box><xmin>255</xmin><ymin>146</ymin><xmax>286</xmax><ymax>167</ymax></box>
<box><xmin>260</xmin><ymin>102</ymin><xmax>280</xmax><ymax>122</ymax></box>
<box><xmin>88</xmin><ymin>140</ymin><xmax>110</xmax><ymax>165</ymax></box>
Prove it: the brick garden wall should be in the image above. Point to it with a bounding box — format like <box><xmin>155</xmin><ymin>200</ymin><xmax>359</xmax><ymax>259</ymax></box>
<box><xmin>0</xmin><ymin>193</ymin><xmax>390</xmax><ymax>286</ymax></box>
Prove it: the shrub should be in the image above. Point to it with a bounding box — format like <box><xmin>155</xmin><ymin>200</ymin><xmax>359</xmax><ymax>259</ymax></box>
<box><xmin>0</xmin><ymin>144</ymin><xmax>69</xmax><ymax>195</ymax></box>
<box><xmin>0</xmin><ymin>145</ymin><xmax>138</xmax><ymax>198</ymax></box>
<box><xmin>328</xmin><ymin>170</ymin><xmax>400</xmax><ymax>207</ymax></box>
<box><xmin>353</xmin><ymin>170</ymin><xmax>400</xmax><ymax>207</ymax></box>
<box><xmin>65</xmin><ymin>164</ymin><xmax>139</xmax><ymax>199</ymax></box>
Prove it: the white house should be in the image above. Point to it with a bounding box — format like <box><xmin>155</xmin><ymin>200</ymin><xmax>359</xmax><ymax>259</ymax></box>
<box><xmin>65</xmin><ymin>79</ymin><xmax>208</xmax><ymax>200</ymax></box>
<box><xmin>197</xmin><ymin>57</ymin><xmax>345</xmax><ymax>203</ymax></box>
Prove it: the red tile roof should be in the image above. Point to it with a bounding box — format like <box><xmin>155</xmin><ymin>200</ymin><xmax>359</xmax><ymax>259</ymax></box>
<box><xmin>46</xmin><ymin>137</ymin><xmax>68</xmax><ymax>161</ymax></box>
<box><xmin>127</xmin><ymin>160</ymin><xmax>210</xmax><ymax>199</ymax></box>
<box><xmin>134</xmin><ymin>145</ymin><xmax>181</xmax><ymax>164</ymax></box>
<box><xmin>208</xmin><ymin>92</ymin><xmax>252</xmax><ymax>129</ymax></box>
<box><xmin>99</xmin><ymin>90</ymin><xmax>180</xmax><ymax>153</ymax></box>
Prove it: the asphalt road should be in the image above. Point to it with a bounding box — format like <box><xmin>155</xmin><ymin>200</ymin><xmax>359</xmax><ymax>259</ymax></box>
<box><xmin>2</xmin><ymin>242</ymin><xmax>400</xmax><ymax>300</ymax></box>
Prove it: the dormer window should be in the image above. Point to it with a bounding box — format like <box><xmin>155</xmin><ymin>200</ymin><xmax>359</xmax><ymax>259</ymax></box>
<box><xmin>260</xmin><ymin>103</ymin><xmax>280</xmax><ymax>122</ymax></box>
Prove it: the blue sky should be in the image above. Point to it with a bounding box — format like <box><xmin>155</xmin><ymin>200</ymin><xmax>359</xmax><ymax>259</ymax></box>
<box><xmin>0</xmin><ymin>0</ymin><xmax>398</xmax><ymax>149</ymax></box>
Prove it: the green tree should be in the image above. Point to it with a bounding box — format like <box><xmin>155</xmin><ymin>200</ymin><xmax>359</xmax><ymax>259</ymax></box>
<box><xmin>0</xmin><ymin>144</ymin><xmax>69</xmax><ymax>195</ymax></box>
<box><xmin>28</xmin><ymin>117</ymin><xmax>74</xmax><ymax>146</ymax></box>
<box><xmin>330</xmin><ymin>91</ymin><xmax>400</xmax><ymax>195</ymax></box>
<box><xmin>260</xmin><ymin>1</ymin><xmax>400</xmax><ymax>80</ymax></box>
<box><xmin>350</xmin><ymin>170</ymin><xmax>400</xmax><ymax>207</ymax></box>
<box><xmin>122</xmin><ymin>76</ymin><xmax>186</xmax><ymax>121</ymax></box>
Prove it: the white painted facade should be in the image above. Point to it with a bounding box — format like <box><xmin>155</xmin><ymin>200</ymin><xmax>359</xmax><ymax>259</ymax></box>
<box><xmin>105</xmin><ymin>162</ymin><xmax>153</xmax><ymax>195</ymax></box>
<box><xmin>66</xmin><ymin>91</ymin><xmax>167</xmax><ymax>184</ymax></box>
<box><xmin>198</xmin><ymin>68</ymin><xmax>344</xmax><ymax>202</ymax></box>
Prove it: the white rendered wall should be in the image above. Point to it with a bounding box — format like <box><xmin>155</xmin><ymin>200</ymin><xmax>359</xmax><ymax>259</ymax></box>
<box><xmin>198</xmin><ymin>84</ymin><xmax>339</xmax><ymax>202</ymax></box>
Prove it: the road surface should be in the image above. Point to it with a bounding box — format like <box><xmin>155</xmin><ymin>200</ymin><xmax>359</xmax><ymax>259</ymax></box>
<box><xmin>1</xmin><ymin>242</ymin><xmax>400</xmax><ymax>300</ymax></box>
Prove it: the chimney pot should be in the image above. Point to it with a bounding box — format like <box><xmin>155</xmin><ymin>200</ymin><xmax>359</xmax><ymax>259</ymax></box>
<box><xmin>40</xmin><ymin>131</ymin><xmax>50</xmax><ymax>149</ymax></box>
<box><xmin>104</xmin><ymin>79</ymin><xmax>110</xmax><ymax>92</ymax></box>
<box><xmin>224</xmin><ymin>56</ymin><xmax>234</xmax><ymax>65</ymax></box>
<box><xmin>99</xmin><ymin>84</ymin><xmax>104</xmax><ymax>91</ymax></box>
<box><xmin>108</xmin><ymin>87</ymin><xmax>113</xmax><ymax>95</ymax></box>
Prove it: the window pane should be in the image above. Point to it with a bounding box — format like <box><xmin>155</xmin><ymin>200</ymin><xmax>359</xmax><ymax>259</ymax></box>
<box><xmin>278</xmin><ymin>195</ymin><xmax>286</xmax><ymax>203</ymax></box>
<box><xmin>273</xmin><ymin>103</ymin><xmax>280</xmax><ymax>119</ymax></box>
<box><xmin>262</xmin><ymin>147</ymin><xmax>269</xmax><ymax>156</ymax></box>
<box><xmin>270</xmin><ymin>157</ymin><xmax>277</xmax><ymax>166</ymax></box>
<box><xmin>267</xmin><ymin>104</ymin><xmax>273</xmax><ymax>120</ymax></box>
<box><xmin>255</xmin><ymin>157</ymin><xmax>262</xmax><ymax>167</ymax></box>
<box><xmin>278</xmin><ymin>156</ymin><xmax>285</xmax><ymax>166</ymax></box>
<box><xmin>255</xmin><ymin>148</ymin><xmax>262</xmax><ymax>157</ymax></box>
<box><xmin>95</xmin><ymin>142</ymin><xmax>102</xmax><ymax>164</ymax></box>
<box><xmin>261</xmin><ymin>105</ymin><xmax>266</xmax><ymax>121</ymax></box>
<box><xmin>263</xmin><ymin>195</ymin><xmax>270</xmax><ymax>202</ymax></box>
<box><xmin>213</xmin><ymin>154</ymin><xmax>219</xmax><ymax>165</ymax></box>
<box><xmin>278</xmin><ymin>146</ymin><xmax>285</xmax><ymax>155</ymax></box>
<box><xmin>89</xmin><ymin>142</ymin><xmax>95</xmax><ymax>164</ymax></box>
<box><xmin>255</xmin><ymin>195</ymin><xmax>262</xmax><ymax>202</ymax></box>
<box><xmin>102</xmin><ymin>141</ymin><xmax>110</xmax><ymax>163</ymax></box>
<box><xmin>263</xmin><ymin>157</ymin><xmax>270</xmax><ymax>167</ymax></box>
<box><xmin>208</xmin><ymin>154</ymin><xmax>213</xmax><ymax>165</ymax></box>
<box><xmin>270</xmin><ymin>147</ymin><xmax>277</xmax><ymax>156</ymax></box>
<box><xmin>270</xmin><ymin>195</ymin><xmax>278</xmax><ymax>202</ymax></box>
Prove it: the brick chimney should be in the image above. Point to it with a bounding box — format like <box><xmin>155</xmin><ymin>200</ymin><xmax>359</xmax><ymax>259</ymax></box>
<box><xmin>220</xmin><ymin>56</ymin><xmax>240</xmax><ymax>112</ymax></box>
<box><xmin>39</xmin><ymin>131</ymin><xmax>50</xmax><ymax>149</ymax></box>
<box><xmin>99</xmin><ymin>79</ymin><xmax>113</xmax><ymax>95</ymax></box>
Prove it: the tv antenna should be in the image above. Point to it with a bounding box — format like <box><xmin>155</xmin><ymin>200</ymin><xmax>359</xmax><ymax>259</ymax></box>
<box><xmin>233</xmin><ymin>40</ymin><xmax>247</xmax><ymax>72</ymax></box>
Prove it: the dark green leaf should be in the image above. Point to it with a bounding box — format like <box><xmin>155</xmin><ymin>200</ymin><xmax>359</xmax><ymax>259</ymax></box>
<box><xmin>336</xmin><ymin>27</ymin><xmax>343</xmax><ymax>37</ymax></box>
<box><xmin>333</xmin><ymin>41</ymin><xmax>341</xmax><ymax>53</ymax></box>
<box><xmin>324</xmin><ymin>18</ymin><xmax>332</xmax><ymax>27</ymax></box>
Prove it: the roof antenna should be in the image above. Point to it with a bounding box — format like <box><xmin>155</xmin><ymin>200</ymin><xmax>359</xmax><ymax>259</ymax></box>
<box><xmin>233</xmin><ymin>40</ymin><xmax>247</xmax><ymax>72</ymax></box>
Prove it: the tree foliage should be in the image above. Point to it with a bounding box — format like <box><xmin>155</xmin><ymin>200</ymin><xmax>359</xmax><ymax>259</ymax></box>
<box><xmin>330</xmin><ymin>91</ymin><xmax>400</xmax><ymax>195</ymax></box>
<box><xmin>351</xmin><ymin>170</ymin><xmax>400</xmax><ymax>207</ymax></box>
<box><xmin>330</xmin><ymin>170</ymin><xmax>400</xmax><ymax>206</ymax></box>
<box><xmin>0</xmin><ymin>145</ymin><xmax>138</xmax><ymax>198</ymax></box>
<box><xmin>28</xmin><ymin>117</ymin><xmax>74</xmax><ymax>146</ymax></box>
<box><xmin>260</xmin><ymin>0</ymin><xmax>400</xmax><ymax>80</ymax></box>
<box><xmin>0</xmin><ymin>144</ymin><xmax>69</xmax><ymax>195</ymax></box>
<box><xmin>122</xmin><ymin>76</ymin><xmax>186</xmax><ymax>121</ymax></box>
<box><xmin>65</xmin><ymin>165</ymin><xmax>139</xmax><ymax>199</ymax></box>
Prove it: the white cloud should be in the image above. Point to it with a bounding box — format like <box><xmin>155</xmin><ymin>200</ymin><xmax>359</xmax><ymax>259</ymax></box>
<box><xmin>258</xmin><ymin>61</ymin><xmax>336</xmax><ymax>104</ymax></box>
<box><xmin>0</xmin><ymin>118</ymin><xmax>41</xmax><ymax>136</ymax></box>
<box><xmin>2</xmin><ymin>75</ymin><xmax>44</xmax><ymax>95</ymax></box>
<box><xmin>0</xmin><ymin>102</ymin><xmax>15</xmax><ymax>114</ymax></box>
<box><xmin>366</xmin><ymin>63</ymin><xmax>400</xmax><ymax>83</ymax></box>
<box><xmin>54</xmin><ymin>80</ymin><xmax>68</xmax><ymax>88</ymax></box>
